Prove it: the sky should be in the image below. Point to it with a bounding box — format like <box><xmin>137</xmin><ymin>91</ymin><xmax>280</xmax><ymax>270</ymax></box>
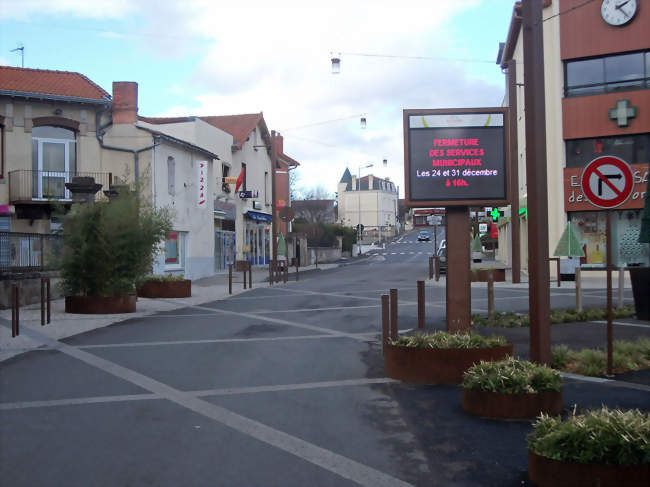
<box><xmin>0</xmin><ymin>0</ymin><xmax>516</xmax><ymax>199</ymax></box>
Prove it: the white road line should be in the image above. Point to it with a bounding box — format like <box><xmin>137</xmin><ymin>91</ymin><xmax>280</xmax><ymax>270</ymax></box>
<box><xmin>7</xmin><ymin>327</ymin><xmax>414</xmax><ymax>487</ymax></box>
<box><xmin>592</xmin><ymin>320</ymin><xmax>650</xmax><ymax>329</ymax></box>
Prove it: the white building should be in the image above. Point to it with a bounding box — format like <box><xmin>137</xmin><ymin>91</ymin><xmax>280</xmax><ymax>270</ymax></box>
<box><xmin>337</xmin><ymin>168</ymin><xmax>399</xmax><ymax>240</ymax></box>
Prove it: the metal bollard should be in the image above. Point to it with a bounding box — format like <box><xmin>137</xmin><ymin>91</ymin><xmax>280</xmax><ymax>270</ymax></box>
<box><xmin>389</xmin><ymin>288</ymin><xmax>398</xmax><ymax>341</ymax></box>
<box><xmin>429</xmin><ymin>256</ymin><xmax>434</xmax><ymax>280</ymax></box>
<box><xmin>381</xmin><ymin>294</ymin><xmax>389</xmax><ymax>347</ymax></box>
<box><xmin>617</xmin><ymin>268</ymin><xmax>624</xmax><ymax>308</ymax></box>
<box><xmin>243</xmin><ymin>264</ymin><xmax>247</xmax><ymax>290</ymax></box>
<box><xmin>487</xmin><ymin>271</ymin><xmax>494</xmax><ymax>316</ymax></box>
<box><xmin>284</xmin><ymin>262</ymin><xmax>288</xmax><ymax>283</ymax></box>
<box><xmin>295</xmin><ymin>262</ymin><xmax>299</xmax><ymax>282</ymax></box>
<box><xmin>417</xmin><ymin>280</ymin><xmax>425</xmax><ymax>329</ymax></box>
<box><xmin>46</xmin><ymin>278</ymin><xmax>51</xmax><ymax>324</ymax></box>
<box><xmin>435</xmin><ymin>256</ymin><xmax>440</xmax><ymax>282</ymax></box>
<box><xmin>228</xmin><ymin>264</ymin><xmax>233</xmax><ymax>295</ymax></box>
<box><xmin>11</xmin><ymin>283</ymin><xmax>19</xmax><ymax>337</ymax></box>
<box><xmin>575</xmin><ymin>267</ymin><xmax>582</xmax><ymax>312</ymax></box>
<box><xmin>249</xmin><ymin>262</ymin><xmax>253</xmax><ymax>289</ymax></box>
<box><xmin>41</xmin><ymin>278</ymin><xmax>46</xmax><ymax>326</ymax></box>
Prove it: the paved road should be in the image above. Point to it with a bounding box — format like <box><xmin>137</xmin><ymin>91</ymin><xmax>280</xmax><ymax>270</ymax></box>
<box><xmin>1</xmin><ymin>229</ymin><xmax>648</xmax><ymax>486</ymax></box>
<box><xmin>365</xmin><ymin>226</ymin><xmax>444</xmax><ymax>264</ymax></box>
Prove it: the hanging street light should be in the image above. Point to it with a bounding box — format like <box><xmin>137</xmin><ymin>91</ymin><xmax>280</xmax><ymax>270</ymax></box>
<box><xmin>331</xmin><ymin>54</ymin><xmax>341</xmax><ymax>74</ymax></box>
<box><xmin>360</xmin><ymin>116</ymin><xmax>366</xmax><ymax>129</ymax></box>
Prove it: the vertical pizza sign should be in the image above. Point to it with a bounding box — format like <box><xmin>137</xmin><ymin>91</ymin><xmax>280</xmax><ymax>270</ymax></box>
<box><xmin>197</xmin><ymin>161</ymin><xmax>207</xmax><ymax>208</ymax></box>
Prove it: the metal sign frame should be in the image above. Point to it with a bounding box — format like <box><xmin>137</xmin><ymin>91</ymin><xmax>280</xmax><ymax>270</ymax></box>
<box><xmin>403</xmin><ymin>107</ymin><xmax>510</xmax><ymax>208</ymax></box>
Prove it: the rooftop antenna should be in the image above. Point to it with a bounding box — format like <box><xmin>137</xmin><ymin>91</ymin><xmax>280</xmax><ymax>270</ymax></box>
<box><xmin>10</xmin><ymin>43</ymin><xmax>24</xmax><ymax>68</ymax></box>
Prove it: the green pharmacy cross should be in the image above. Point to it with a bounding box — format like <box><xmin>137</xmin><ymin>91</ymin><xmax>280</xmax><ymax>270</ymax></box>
<box><xmin>490</xmin><ymin>208</ymin><xmax>502</xmax><ymax>222</ymax></box>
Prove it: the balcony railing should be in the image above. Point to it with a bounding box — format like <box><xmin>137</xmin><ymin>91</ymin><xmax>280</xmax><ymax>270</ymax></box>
<box><xmin>0</xmin><ymin>231</ymin><xmax>64</xmax><ymax>273</ymax></box>
<box><xmin>9</xmin><ymin>170</ymin><xmax>112</xmax><ymax>203</ymax></box>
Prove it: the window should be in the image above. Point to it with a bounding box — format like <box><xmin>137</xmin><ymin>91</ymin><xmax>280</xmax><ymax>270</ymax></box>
<box><xmin>31</xmin><ymin>126</ymin><xmax>77</xmax><ymax>199</ymax></box>
<box><xmin>0</xmin><ymin>118</ymin><xmax>4</xmax><ymax>180</ymax></box>
<box><xmin>241</xmin><ymin>163</ymin><xmax>247</xmax><ymax>191</ymax></box>
<box><xmin>222</xmin><ymin>164</ymin><xmax>230</xmax><ymax>193</ymax></box>
<box><xmin>565</xmin><ymin>134</ymin><xmax>650</xmax><ymax>169</ymax></box>
<box><xmin>264</xmin><ymin>171</ymin><xmax>268</xmax><ymax>205</ymax></box>
<box><xmin>565</xmin><ymin>50</ymin><xmax>649</xmax><ymax>97</ymax></box>
<box><xmin>167</xmin><ymin>156</ymin><xmax>175</xmax><ymax>195</ymax></box>
<box><xmin>165</xmin><ymin>231</ymin><xmax>186</xmax><ymax>269</ymax></box>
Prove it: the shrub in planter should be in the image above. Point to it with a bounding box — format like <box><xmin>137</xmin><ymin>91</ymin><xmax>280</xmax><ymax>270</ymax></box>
<box><xmin>62</xmin><ymin>190</ymin><xmax>172</xmax><ymax>313</ymax></box>
<box><xmin>527</xmin><ymin>408</ymin><xmax>650</xmax><ymax>486</ymax></box>
<box><xmin>137</xmin><ymin>274</ymin><xmax>191</xmax><ymax>298</ymax></box>
<box><xmin>551</xmin><ymin>339</ymin><xmax>650</xmax><ymax>377</ymax></box>
<box><xmin>461</xmin><ymin>357</ymin><xmax>563</xmax><ymax>419</ymax></box>
<box><xmin>384</xmin><ymin>331</ymin><xmax>513</xmax><ymax>385</ymax></box>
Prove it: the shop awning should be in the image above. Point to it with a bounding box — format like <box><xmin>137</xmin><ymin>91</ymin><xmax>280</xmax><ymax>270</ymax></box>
<box><xmin>246</xmin><ymin>210</ymin><xmax>272</xmax><ymax>223</ymax></box>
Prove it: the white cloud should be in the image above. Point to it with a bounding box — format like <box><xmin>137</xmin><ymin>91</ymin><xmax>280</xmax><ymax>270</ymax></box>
<box><xmin>0</xmin><ymin>0</ymin><xmax>135</xmax><ymax>20</ymax></box>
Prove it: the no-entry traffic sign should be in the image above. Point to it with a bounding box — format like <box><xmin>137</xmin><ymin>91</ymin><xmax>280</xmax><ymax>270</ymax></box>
<box><xmin>580</xmin><ymin>156</ymin><xmax>634</xmax><ymax>209</ymax></box>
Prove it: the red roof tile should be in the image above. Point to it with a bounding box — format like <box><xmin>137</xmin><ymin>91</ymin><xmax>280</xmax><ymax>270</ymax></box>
<box><xmin>200</xmin><ymin>113</ymin><xmax>264</xmax><ymax>149</ymax></box>
<box><xmin>0</xmin><ymin>65</ymin><xmax>109</xmax><ymax>101</ymax></box>
<box><xmin>138</xmin><ymin>116</ymin><xmax>195</xmax><ymax>124</ymax></box>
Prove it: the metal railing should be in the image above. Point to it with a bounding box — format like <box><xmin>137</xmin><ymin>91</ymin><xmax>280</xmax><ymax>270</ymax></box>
<box><xmin>0</xmin><ymin>231</ymin><xmax>64</xmax><ymax>272</ymax></box>
<box><xmin>8</xmin><ymin>170</ymin><xmax>112</xmax><ymax>203</ymax></box>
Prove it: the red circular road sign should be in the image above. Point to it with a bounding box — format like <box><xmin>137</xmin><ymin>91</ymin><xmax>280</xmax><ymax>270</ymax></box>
<box><xmin>580</xmin><ymin>156</ymin><xmax>634</xmax><ymax>209</ymax></box>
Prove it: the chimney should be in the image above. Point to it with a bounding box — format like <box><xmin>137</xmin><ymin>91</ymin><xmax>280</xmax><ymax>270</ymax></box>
<box><xmin>275</xmin><ymin>134</ymin><xmax>284</xmax><ymax>154</ymax></box>
<box><xmin>112</xmin><ymin>82</ymin><xmax>138</xmax><ymax>124</ymax></box>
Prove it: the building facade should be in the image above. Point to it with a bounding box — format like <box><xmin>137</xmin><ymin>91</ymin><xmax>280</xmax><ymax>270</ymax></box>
<box><xmin>497</xmin><ymin>0</ymin><xmax>649</xmax><ymax>274</ymax></box>
<box><xmin>337</xmin><ymin>168</ymin><xmax>399</xmax><ymax>240</ymax></box>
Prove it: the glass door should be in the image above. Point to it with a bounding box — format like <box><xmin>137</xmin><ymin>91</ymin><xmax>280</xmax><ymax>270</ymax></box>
<box><xmin>38</xmin><ymin>140</ymin><xmax>69</xmax><ymax>199</ymax></box>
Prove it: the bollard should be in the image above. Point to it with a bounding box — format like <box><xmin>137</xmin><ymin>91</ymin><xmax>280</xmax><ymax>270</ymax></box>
<box><xmin>295</xmin><ymin>261</ymin><xmax>299</xmax><ymax>282</ymax></box>
<box><xmin>575</xmin><ymin>267</ymin><xmax>582</xmax><ymax>312</ymax></box>
<box><xmin>435</xmin><ymin>256</ymin><xmax>440</xmax><ymax>282</ymax></box>
<box><xmin>229</xmin><ymin>264</ymin><xmax>233</xmax><ymax>295</ymax></box>
<box><xmin>284</xmin><ymin>262</ymin><xmax>288</xmax><ymax>283</ymax></box>
<box><xmin>243</xmin><ymin>264</ymin><xmax>247</xmax><ymax>290</ymax></box>
<box><xmin>381</xmin><ymin>295</ymin><xmax>389</xmax><ymax>347</ymax></box>
<box><xmin>429</xmin><ymin>256</ymin><xmax>434</xmax><ymax>280</ymax></box>
<box><xmin>417</xmin><ymin>280</ymin><xmax>425</xmax><ymax>329</ymax></box>
<box><xmin>41</xmin><ymin>278</ymin><xmax>46</xmax><ymax>326</ymax></box>
<box><xmin>487</xmin><ymin>271</ymin><xmax>494</xmax><ymax>316</ymax></box>
<box><xmin>46</xmin><ymin>278</ymin><xmax>51</xmax><ymax>324</ymax></box>
<box><xmin>11</xmin><ymin>283</ymin><xmax>19</xmax><ymax>337</ymax></box>
<box><xmin>617</xmin><ymin>268</ymin><xmax>624</xmax><ymax>308</ymax></box>
<box><xmin>389</xmin><ymin>288</ymin><xmax>398</xmax><ymax>341</ymax></box>
<box><xmin>248</xmin><ymin>262</ymin><xmax>253</xmax><ymax>289</ymax></box>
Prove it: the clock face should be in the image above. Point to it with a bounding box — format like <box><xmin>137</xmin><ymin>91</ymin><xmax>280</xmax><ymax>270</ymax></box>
<box><xmin>601</xmin><ymin>0</ymin><xmax>638</xmax><ymax>26</ymax></box>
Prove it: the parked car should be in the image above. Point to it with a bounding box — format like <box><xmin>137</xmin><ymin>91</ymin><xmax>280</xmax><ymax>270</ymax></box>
<box><xmin>437</xmin><ymin>247</ymin><xmax>447</xmax><ymax>274</ymax></box>
<box><xmin>438</xmin><ymin>239</ymin><xmax>446</xmax><ymax>252</ymax></box>
<box><xmin>417</xmin><ymin>231</ymin><xmax>430</xmax><ymax>242</ymax></box>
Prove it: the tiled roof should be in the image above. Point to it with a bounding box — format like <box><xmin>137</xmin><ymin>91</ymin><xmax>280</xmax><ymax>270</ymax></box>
<box><xmin>0</xmin><ymin>65</ymin><xmax>109</xmax><ymax>101</ymax></box>
<box><xmin>200</xmin><ymin>113</ymin><xmax>264</xmax><ymax>149</ymax></box>
<box><xmin>138</xmin><ymin>116</ymin><xmax>195</xmax><ymax>124</ymax></box>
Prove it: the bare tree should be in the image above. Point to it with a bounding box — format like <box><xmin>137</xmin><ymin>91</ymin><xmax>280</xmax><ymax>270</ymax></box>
<box><xmin>289</xmin><ymin>170</ymin><xmax>300</xmax><ymax>202</ymax></box>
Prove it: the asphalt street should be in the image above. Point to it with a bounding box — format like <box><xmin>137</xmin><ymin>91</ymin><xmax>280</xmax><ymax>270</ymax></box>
<box><xmin>1</xmin><ymin>229</ymin><xmax>649</xmax><ymax>486</ymax></box>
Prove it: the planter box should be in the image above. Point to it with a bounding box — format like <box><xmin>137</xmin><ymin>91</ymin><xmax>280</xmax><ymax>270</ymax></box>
<box><xmin>462</xmin><ymin>389</ymin><xmax>563</xmax><ymax>419</ymax></box>
<box><xmin>528</xmin><ymin>451</ymin><xmax>649</xmax><ymax>487</ymax></box>
<box><xmin>65</xmin><ymin>294</ymin><xmax>136</xmax><ymax>314</ymax></box>
<box><xmin>628</xmin><ymin>267</ymin><xmax>650</xmax><ymax>320</ymax></box>
<box><xmin>137</xmin><ymin>280</ymin><xmax>191</xmax><ymax>298</ymax></box>
<box><xmin>383</xmin><ymin>343</ymin><xmax>513</xmax><ymax>385</ymax></box>
<box><xmin>471</xmin><ymin>268</ymin><xmax>506</xmax><ymax>282</ymax></box>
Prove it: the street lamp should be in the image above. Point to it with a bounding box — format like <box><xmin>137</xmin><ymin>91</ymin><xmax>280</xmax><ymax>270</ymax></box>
<box><xmin>357</xmin><ymin>163</ymin><xmax>373</xmax><ymax>255</ymax></box>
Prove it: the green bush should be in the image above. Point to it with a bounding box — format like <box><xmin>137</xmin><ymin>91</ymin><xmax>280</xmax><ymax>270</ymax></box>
<box><xmin>528</xmin><ymin>408</ymin><xmax>650</xmax><ymax>465</ymax></box>
<box><xmin>62</xmin><ymin>190</ymin><xmax>173</xmax><ymax>297</ymax></box>
<box><xmin>551</xmin><ymin>339</ymin><xmax>650</xmax><ymax>376</ymax></box>
<box><xmin>473</xmin><ymin>306</ymin><xmax>636</xmax><ymax>328</ymax></box>
<box><xmin>390</xmin><ymin>331</ymin><xmax>507</xmax><ymax>349</ymax></box>
<box><xmin>462</xmin><ymin>357</ymin><xmax>562</xmax><ymax>394</ymax></box>
<box><xmin>140</xmin><ymin>274</ymin><xmax>185</xmax><ymax>283</ymax></box>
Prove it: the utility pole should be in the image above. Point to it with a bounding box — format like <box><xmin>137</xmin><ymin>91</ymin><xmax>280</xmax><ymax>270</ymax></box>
<box><xmin>271</xmin><ymin>130</ymin><xmax>278</xmax><ymax>263</ymax></box>
<box><xmin>522</xmin><ymin>0</ymin><xmax>551</xmax><ymax>364</ymax></box>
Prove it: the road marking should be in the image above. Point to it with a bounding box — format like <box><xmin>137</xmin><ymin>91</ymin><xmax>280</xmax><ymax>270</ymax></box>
<box><xmin>592</xmin><ymin>320</ymin><xmax>650</xmax><ymax>329</ymax></box>
<box><xmin>4</xmin><ymin>326</ymin><xmax>414</xmax><ymax>487</ymax></box>
<box><xmin>0</xmin><ymin>378</ymin><xmax>397</xmax><ymax>411</ymax></box>
<box><xmin>560</xmin><ymin>372</ymin><xmax>650</xmax><ymax>392</ymax></box>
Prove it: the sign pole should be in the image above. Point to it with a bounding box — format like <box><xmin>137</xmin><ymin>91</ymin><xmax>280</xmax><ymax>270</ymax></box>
<box><xmin>446</xmin><ymin>206</ymin><xmax>471</xmax><ymax>332</ymax></box>
<box><xmin>606</xmin><ymin>210</ymin><xmax>613</xmax><ymax>376</ymax></box>
<box><xmin>523</xmin><ymin>0</ymin><xmax>551</xmax><ymax>364</ymax></box>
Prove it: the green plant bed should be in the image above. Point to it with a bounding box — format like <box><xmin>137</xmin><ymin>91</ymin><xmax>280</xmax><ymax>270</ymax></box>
<box><xmin>527</xmin><ymin>408</ymin><xmax>650</xmax><ymax>486</ymax></box>
<box><xmin>384</xmin><ymin>332</ymin><xmax>513</xmax><ymax>385</ymax></box>
<box><xmin>140</xmin><ymin>274</ymin><xmax>185</xmax><ymax>283</ymax></box>
<box><xmin>461</xmin><ymin>358</ymin><xmax>563</xmax><ymax>419</ymax></box>
<box><xmin>551</xmin><ymin>339</ymin><xmax>650</xmax><ymax>377</ymax></box>
<box><xmin>472</xmin><ymin>306</ymin><xmax>636</xmax><ymax>328</ymax></box>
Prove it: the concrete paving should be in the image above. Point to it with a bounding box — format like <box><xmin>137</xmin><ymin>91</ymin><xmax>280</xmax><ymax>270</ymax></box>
<box><xmin>1</xmin><ymin>231</ymin><xmax>648</xmax><ymax>486</ymax></box>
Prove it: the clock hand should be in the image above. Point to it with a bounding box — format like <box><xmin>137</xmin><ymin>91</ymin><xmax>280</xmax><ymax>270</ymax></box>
<box><xmin>615</xmin><ymin>0</ymin><xmax>630</xmax><ymax>10</ymax></box>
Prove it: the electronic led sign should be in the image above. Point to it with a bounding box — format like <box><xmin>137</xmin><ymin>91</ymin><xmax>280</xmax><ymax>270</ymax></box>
<box><xmin>403</xmin><ymin>108</ymin><xmax>508</xmax><ymax>207</ymax></box>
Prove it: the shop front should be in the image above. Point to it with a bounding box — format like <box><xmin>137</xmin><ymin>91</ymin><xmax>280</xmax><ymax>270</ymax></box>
<box><xmin>245</xmin><ymin>211</ymin><xmax>272</xmax><ymax>266</ymax></box>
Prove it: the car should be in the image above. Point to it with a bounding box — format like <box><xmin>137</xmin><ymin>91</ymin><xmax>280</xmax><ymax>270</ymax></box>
<box><xmin>438</xmin><ymin>239</ymin><xmax>446</xmax><ymax>252</ymax></box>
<box><xmin>436</xmin><ymin>247</ymin><xmax>447</xmax><ymax>274</ymax></box>
<box><xmin>417</xmin><ymin>231</ymin><xmax>430</xmax><ymax>242</ymax></box>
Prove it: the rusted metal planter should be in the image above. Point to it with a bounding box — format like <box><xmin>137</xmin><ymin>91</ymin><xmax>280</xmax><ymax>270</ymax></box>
<box><xmin>528</xmin><ymin>451</ymin><xmax>650</xmax><ymax>487</ymax></box>
<box><xmin>471</xmin><ymin>268</ymin><xmax>506</xmax><ymax>282</ymax></box>
<box><xmin>383</xmin><ymin>343</ymin><xmax>513</xmax><ymax>384</ymax></box>
<box><xmin>65</xmin><ymin>294</ymin><xmax>136</xmax><ymax>314</ymax></box>
<box><xmin>462</xmin><ymin>388</ymin><xmax>562</xmax><ymax>419</ymax></box>
<box><xmin>137</xmin><ymin>280</ymin><xmax>191</xmax><ymax>298</ymax></box>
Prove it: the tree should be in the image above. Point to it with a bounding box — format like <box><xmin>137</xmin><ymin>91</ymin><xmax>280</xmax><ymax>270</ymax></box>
<box><xmin>289</xmin><ymin>169</ymin><xmax>300</xmax><ymax>202</ymax></box>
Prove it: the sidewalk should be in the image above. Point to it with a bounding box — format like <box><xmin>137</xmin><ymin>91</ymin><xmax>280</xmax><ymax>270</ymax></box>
<box><xmin>0</xmin><ymin>263</ymin><xmax>339</xmax><ymax>362</ymax></box>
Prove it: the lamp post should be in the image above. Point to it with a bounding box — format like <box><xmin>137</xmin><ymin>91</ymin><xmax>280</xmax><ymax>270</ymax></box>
<box><xmin>357</xmin><ymin>163</ymin><xmax>373</xmax><ymax>255</ymax></box>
